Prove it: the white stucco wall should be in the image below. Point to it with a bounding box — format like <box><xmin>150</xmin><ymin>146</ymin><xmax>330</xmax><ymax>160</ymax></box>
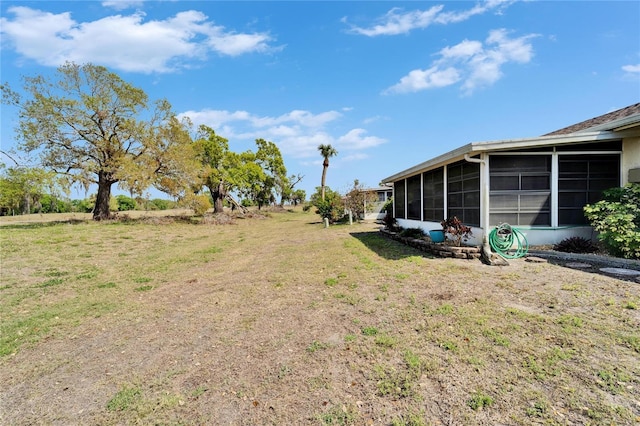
<box><xmin>510</xmin><ymin>227</ymin><xmax>596</xmax><ymax>246</ymax></box>
<box><xmin>622</xmin><ymin>136</ymin><xmax>640</xmax><ymax>184</ymax></box>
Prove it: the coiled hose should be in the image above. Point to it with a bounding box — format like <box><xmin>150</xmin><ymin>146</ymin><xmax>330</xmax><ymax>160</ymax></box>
<box><xmin>488</xmin><ymin>223</ymin><xmax>529</xmax><ymax>259</ymax></box>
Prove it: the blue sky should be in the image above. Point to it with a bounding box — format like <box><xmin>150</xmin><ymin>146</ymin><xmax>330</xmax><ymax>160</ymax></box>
<box><xmin>1</xmin><ymin>1</ymin><xmax>639</xmax><ymax>200</ymax></box>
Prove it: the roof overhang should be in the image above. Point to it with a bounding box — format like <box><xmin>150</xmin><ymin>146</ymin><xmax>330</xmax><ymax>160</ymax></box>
<box><xmin>582</xmin><ymin>114</ymin><xmax>640</xmax><ymax>133</ymax></box>
<box><xmin>381</xmin><ymin>130</ymin><xmax>624</xmax><ymax>183</ymax></box>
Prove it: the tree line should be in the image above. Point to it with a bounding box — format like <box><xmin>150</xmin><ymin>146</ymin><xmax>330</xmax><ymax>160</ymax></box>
<box><xmin>1</xmin><ymin>63</ymin><xmax>305</xmax><ymax>220</ymax></box>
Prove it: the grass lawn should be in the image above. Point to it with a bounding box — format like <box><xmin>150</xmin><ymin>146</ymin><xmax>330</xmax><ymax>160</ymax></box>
<box><xmin>0</xmin><ymin>209</ymin><xmax>638</xmax><ymax>425</ymax></box>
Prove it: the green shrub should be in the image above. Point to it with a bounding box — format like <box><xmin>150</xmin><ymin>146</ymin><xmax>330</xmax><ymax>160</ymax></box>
<box><xmin>148</xmin><ymin>198</ymin><xmax>172</xmax><ymax>210</ymax></box>
<box><xmin>38</xmin><ymin>194</ymin><xmax>72</xmax><ymax>213</ymax></box>
<box><xmin>71</xmin><ymin>198</ymin><xmax>94</xmax><ymax>213</ymax></box>
<box><xmin>584</xmin><ymin>183</ymin><xmax>640</xmax><ymax>259</ymax></box>
<box><xmin>115</xmin><ymin>195</ymin><xmax>137</xmax><ymax>211</ymax></box>
<box><xmin>311</xmin><ymin>187</ymin><xmax>344</xmax><ymax>223</ymax></box>
<box><xmin>382</xmin><ymin>197</ymin><xmax>393</xmax><ymax>214</ymax></box>
<box><xmin>383</xmin><ymin>211</ymin><xmax>401</xmax><ymax>232</ymax></box>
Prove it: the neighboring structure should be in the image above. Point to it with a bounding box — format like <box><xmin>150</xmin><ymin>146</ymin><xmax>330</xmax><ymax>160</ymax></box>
<box><xmin>381</xmin><ymin>103</ymin><xmax>640</xmax><ymax>246</ymax></box>
<box><xmin>363</xmin><ymin>186</ymin><xmax>393</xmax><ymax>220</ymax></box>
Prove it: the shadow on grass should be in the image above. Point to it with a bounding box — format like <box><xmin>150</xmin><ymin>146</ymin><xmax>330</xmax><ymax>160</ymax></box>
<box><xmin>0</xmin><ymin>219</ymin><xmax>89</xmax><ymax>229</ymax></box>
<box><xmin>349</xmin><ymin>230</ymin><xmax>435</xmax><ymax>261</ymax></box>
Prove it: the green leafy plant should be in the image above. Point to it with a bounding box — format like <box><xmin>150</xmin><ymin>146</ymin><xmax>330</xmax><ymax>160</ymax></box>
<box><xmin>553</xmin><ymin>236</ymin><xmax>599</xmax><ymax>254</ymax></box>
<box><xmin>439</xmin><ymin>340</ymin><xmax>458</xmax><ymax>352</ymax></box>
<box><xmin>361</xmin><ymin>326</ymin><xmax>379</xmax><ymax>336</ymax></box>
<box><xmin>311</xmin><ymin>187</ymin><xmax>345</xmax><ymax>223</ymax></box>
<box><xmin>107</xmin><ymin>385</ymin><xmax>142</xmax><ymax>411</ymax></box>
<box><xmin>306</xmin><ymin>340</ymin><xmax>329</xmax><ymax>353</ymax></box>
<box><xmin>440</xmin><ymin>216</ymin><xmax>473</xmax><ymax>246</ymax></box>
<box><xmin>584</xmin><ymin>183</ymin><xmax>640</xmax><ymax>259</ymax></box>
<box><xmin>317</xmin><ymin>403</ymin><xmax>359</xmax><ymax>425</ymax></box>
<box><xmin>374</xmin><ymin>334</ymin><xmax>396</xmax><ymax>348</ymax></box>
<box><xmin>383</xmin><ymin>211</ymin><xmax>401</xmax><ymax>232</ymax></box>
<box><xmin>115</xmin><ymin>195</ymin><xmax>137</xmax><ymax>211</ymax></box>
<box><xmin>467</xmin><ymin>390</ymin><xmax>494</xmax><ymax>410</ymax></box>
<box><xmin>373</xmin><ymin>364</ymin><xmax>415</xmax><ymax>398</ymax></box>
<box><xmin>324</xmin><ymin>277</ymin><xmax>338</xmax><ymax>287</ymax></box>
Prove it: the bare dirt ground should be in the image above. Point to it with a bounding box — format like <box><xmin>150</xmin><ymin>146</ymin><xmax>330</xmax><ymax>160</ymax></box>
<box><xmin>1</xmin><ymin>210</ymin><xmax>639</xmax><ymax>425</ymax></box>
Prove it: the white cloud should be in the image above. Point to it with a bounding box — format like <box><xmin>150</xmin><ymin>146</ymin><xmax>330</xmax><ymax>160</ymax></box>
<box><xmin>0</xmin><ymin>6</ymin><xmax>275</xmax><ymax>73</ymax></box>
<box><xmin>181</xmin><ymin>108</ymin><xmax>342</xmax><ymax>130</ymax></box>
<box><xmin>206</xmin><ymin>32</ymin><xmax>273</xmax><ymax>56</ymax></box>
<box><xmin>102</xmin><ymin>1</ymin><xmax>145</xmax><ymax>11</ymax></box>
<box><xmin>341</xmin><ymin>153</ymin><xmax>369</xmax><ymax>162</ymax></box>
<box><xmin>440</xmin><ymin>40</ymin><xmax>484</xmax><ymax>59</ymax></box>
<box><xmin>178</xmin><ymin>108</ymin><xmax>386</xmax><ymax>159</ymax></box>
<box><xmin>345</xmin><ymin>1</ymin><xmax>515</xmax><ymax>36</ymax></box>
<box><xmin>180</xmin><ymin>109</ymin><xmax>253</xmax><ymax>129</ymax></box>
<box><xmin>385</xmin><ymin>29</ymin><xmax>538</xmax><ymax>95</ymax></box>
<box><xmin>384</xmin><ymin>67</ymin><xmax>461</xmax><ymax>94</ymax></box>
<box><xmin>337</xmin><ymin>129</ymin><xmax>386</xmax><ymax>150</ymax></box>
<box><xmin>344</xmin><ymin>6</ymin><xmax>443</xmax><ymax>36</ymax></box>
<box><xmin>363</xmin><ymin>115</ymin><xmax>387</xmax><ymax>124</ymax></box>
<box><xmin>269</xmin><ymin>110</ymin><xmax>342</xmax><ymax>128</ymax></box>
<box><xmin>622</xmin><ymin>64</ymin><xmax>640</xmax><ymax>73</ymax></box>
<box><xmin>434</xmin><ymin>0</ymin><xmax>515</xmax><ymax>25</ymax></box>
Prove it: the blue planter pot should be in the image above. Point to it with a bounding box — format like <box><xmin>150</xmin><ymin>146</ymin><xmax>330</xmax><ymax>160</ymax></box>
<box><xmin>429</xmin><ymin>230</ymin><xmax>445</xmax><ymax>243</ymax></box>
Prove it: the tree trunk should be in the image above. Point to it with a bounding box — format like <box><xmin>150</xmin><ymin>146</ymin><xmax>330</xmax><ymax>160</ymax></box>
<box><xmin>93</xmin><ymin>172</ymin><xmax>114</xmax><ymax>220</ymax></box>
<box><xmin>22</xmin><ymin>194</ymin><xmax>30</xmax><ymax>215</ymax></box>
<box><xmin>320</xmin><ymin>159</ymin><xmax>328</xmax><ymax>201</ymax></box>
<box><xmin>211</xmin><ymin>181</ymin><xmax>226</xmax><ymax>214</ymax></box>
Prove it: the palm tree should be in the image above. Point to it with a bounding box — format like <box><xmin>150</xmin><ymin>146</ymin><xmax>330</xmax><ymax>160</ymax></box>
<box><xmin>318</xmin><ymin>144</ymin><xmax>338</xmax><ymax>200</ymax></box>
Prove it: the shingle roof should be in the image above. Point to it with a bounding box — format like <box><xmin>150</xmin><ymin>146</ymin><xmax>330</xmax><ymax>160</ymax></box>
<box><xmin>544</xmin><ymin>103</ymin><xmax>640</xmax><ymax>136</ymax></box>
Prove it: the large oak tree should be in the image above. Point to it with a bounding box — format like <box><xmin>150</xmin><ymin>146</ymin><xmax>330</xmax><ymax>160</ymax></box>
<box><xmin>194</xmin><ymin>127</ymin><xmax>295</xmax><ymax>212</ymax></box>
<box><xmin>194</xmin><ymin>125</ymin><xmax>249</xmax><ymax>213</ymax></box>
<box><xmin>1</xmin><ymin>62</ymin><xmax>197</xmax><ymax>220</ymax></box>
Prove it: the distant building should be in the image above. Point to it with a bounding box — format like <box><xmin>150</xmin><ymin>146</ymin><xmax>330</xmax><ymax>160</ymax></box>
<box><xmin>363</xmin><ymin>186</ymin><xmax>393</xmax><ymax>220</ymax></box>
<box><xmin>381</xmin><ymin>103</ymin><xmax>640</xmax><ymax>245</ymax></box>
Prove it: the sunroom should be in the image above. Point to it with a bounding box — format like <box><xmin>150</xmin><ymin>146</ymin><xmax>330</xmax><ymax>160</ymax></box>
<box><xmin>381</xmin><ymin>104</ymin><xmax>640</xmax><ymax>246</ymax></box>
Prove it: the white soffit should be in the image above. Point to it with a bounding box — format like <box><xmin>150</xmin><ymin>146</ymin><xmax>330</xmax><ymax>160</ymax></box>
<box><xmin>382</xmin><ymin>131</ymin><xmax>621</xmax><ymax>183</ymax></box>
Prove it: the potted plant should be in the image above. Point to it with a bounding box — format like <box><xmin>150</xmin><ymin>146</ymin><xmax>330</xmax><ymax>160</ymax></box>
<box><xmin>429</xmin><ymin>229</ymin><xmax>445</xmax><ymax>243</ymax></box>
<box><xmin>440</xmin><ymin>216</ymin><xmax>473</xmax><ymax>246</ymax></box>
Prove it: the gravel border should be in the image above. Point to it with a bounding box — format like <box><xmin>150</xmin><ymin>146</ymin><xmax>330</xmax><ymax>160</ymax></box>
<box><xmin>526</xmin><ymin>250</ymin><xmax>640</xmax><ymax>271</ymax></box>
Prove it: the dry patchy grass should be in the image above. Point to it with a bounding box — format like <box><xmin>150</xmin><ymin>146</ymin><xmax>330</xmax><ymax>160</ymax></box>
<box><xmin>0</xmin><ymin>209</ymin><xmax>639</xmax><ymax>425</ymax></box>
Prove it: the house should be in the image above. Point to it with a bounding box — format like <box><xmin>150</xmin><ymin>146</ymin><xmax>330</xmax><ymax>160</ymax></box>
<box><xmin>381</xmin><ymin>103</ymin><xmax>640</xmax><ymax>246</ymax></box>
<box><xmin>363</xmin><ymin>186</ymin><xmax>393</xmax><ymax>220</ymax></box>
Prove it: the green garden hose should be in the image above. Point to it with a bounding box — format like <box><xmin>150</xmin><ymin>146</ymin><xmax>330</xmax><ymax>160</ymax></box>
<box><xmin>489</xmin><ymin>223</ymin><xmax>529</xmax><ymax>259</ymax></box>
